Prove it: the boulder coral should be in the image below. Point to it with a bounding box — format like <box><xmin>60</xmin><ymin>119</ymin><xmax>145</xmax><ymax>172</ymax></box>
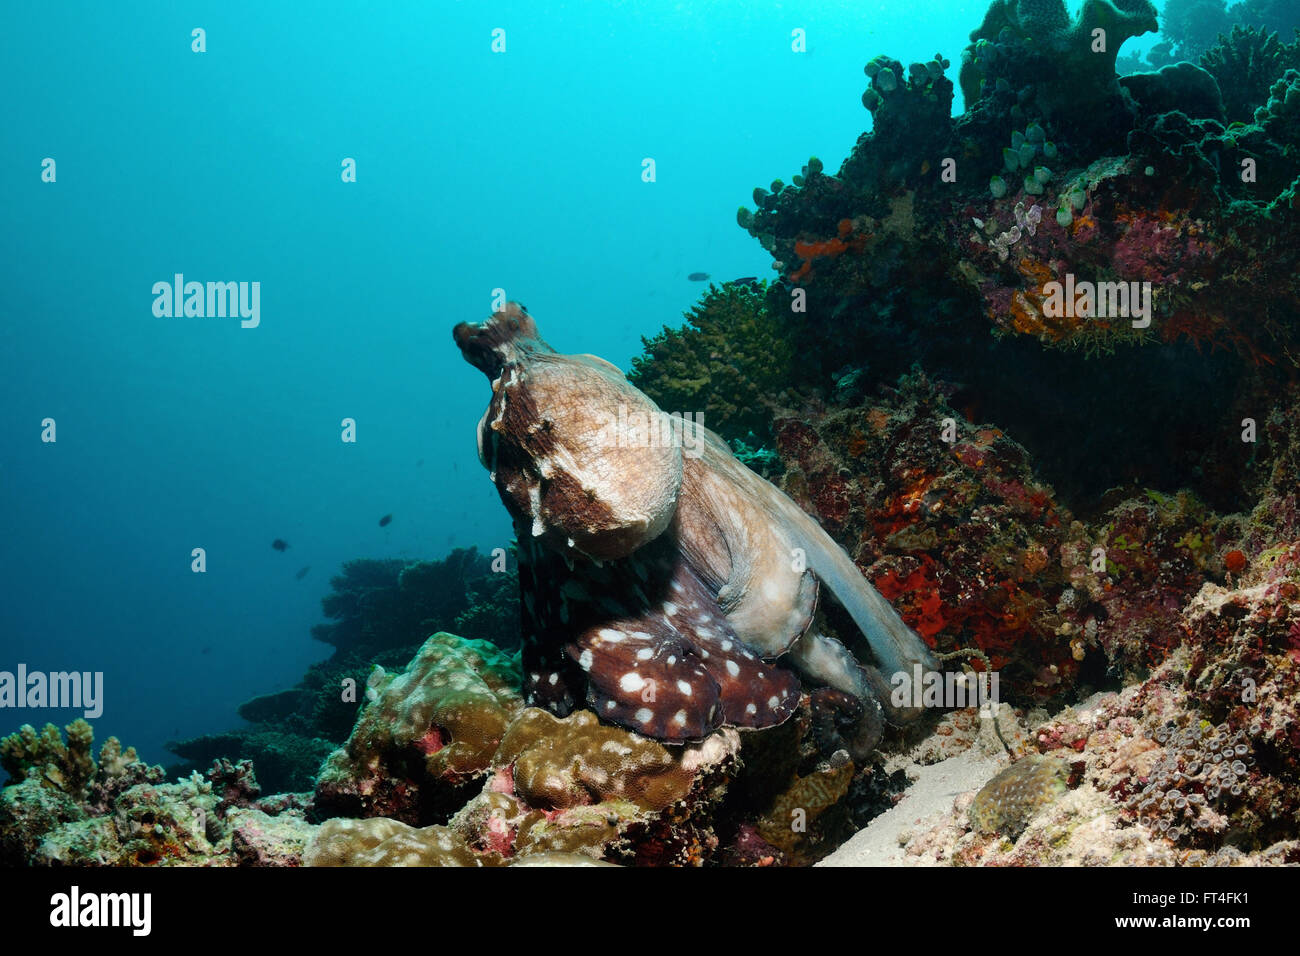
<box><xmin>313</xmin><ymin>633</ymin><xmax>524</xmax><ymax>823</ymax></box>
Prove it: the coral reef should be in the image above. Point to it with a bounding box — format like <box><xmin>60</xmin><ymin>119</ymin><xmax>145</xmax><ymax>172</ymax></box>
<box><xmin>7</xmin><ymin>0</ymin><xmax>1300</xmax><ymax>871</ymax></box>
<box><xmin>166</xmin><ymin>730</ymin><xmax>334</xmax><ymax>796</ymax></box>
<box><xmin>629</xmin><ymin>281</ymin><xmax>793</xmax><ymax>443</ymax></box>
<box><xmin>827</xmin><ymin>532</ymin><xmax>1300</xmax><ymax>865</ymax></box>
<box><xmin>311</xmin><ymin>548</ymin><xmax>513</xmax><ymax>656</ymax></box>
<box><xmin>0</xmin><ymin>724</ymin><xmax>313</xmax><ymax>867</ymax></box>
<box><xmin>705</xmin><ymin>0</ymin><xmax>1300</xmax><ymax>521</ymax></box>
<box><xmin>771</xmin><ymin>373</ymin><xmax>1080</xmax><ymax>702</ymax></box>
<box><xmin>298</xmin><ymin>629</ymin><xmax>920</xmax><ymax>866</ymax></box>
<box><xmin>304</xmin><ymin>631</ymin><xmax>750</xmax><ymax>864</ymax></box>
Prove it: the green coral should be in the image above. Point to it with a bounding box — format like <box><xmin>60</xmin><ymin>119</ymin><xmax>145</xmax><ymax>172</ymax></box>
<box><xmin>628</xmin><ymin>281</ymin><xmax>793</xmax><ymax>442</ymax></box>
<box><xmin>1201</xmin><ymin>26</ymin><xmax>1300</xmax><ymax>124</ymax></box>
<box><xmin>960</xmin><ymin>0</ymin><xmax>1158</xmax><ymax>114</ymax></box>
<box><xmin>1254</xmin><ymin>68</ymin><xmax>1300</xmax><ymax>141</ymax></box>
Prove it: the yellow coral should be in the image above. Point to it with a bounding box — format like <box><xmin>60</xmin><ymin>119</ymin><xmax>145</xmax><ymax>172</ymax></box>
<box><xmin>497</xmin><ymin>709</ymin><xmax>693</xmax><ymax>811</ymax></box>
<box><xmin>757</xmin><ymin>752</ymin><xmax>854</xmax><ymax>863</ymax></box>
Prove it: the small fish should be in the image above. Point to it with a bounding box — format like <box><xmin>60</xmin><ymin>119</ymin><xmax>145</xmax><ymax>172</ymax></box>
<box><xmin>731</xmin><ymin>276</ymin><xmax>759</xmax><ymax>287</ymax></box>
<box><xmin>295</xmin><ymin>565</ymin><xmax>311</xmax><ymax>580</ymax></box>
<box><xmin>379</xmin><ymin>513</ymin><xmax>393</xmax><ymax>527</ymax></box>
<box><xmin>271</xmin><ymin>539</ymin><xmax>289</xmax><ymax>552</ymax></box>
<box><xmin>687</xmin><ymin>272</ymin><xmax>710</xmax><ymax>282</ymax></box>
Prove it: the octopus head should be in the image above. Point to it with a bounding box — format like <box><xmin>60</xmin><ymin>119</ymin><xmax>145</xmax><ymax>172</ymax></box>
<box><xmin>455</xmin><ymin>303</ymin><xmax>683</xmax><ymax>562</ymax></box>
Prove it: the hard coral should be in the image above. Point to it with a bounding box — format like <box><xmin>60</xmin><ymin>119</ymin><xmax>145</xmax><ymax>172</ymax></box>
<box><xmin>313</xmin><ymin>632</ymin><xmax>522</xmax><ymax>823</ymax></box>
<box><xmin>306</xmin><ymin>626</ymin><xmax>758</xmax><ymax>865</ymax></box>
<box><xmin>1200</xmin><ymin>26</ymin><xmax>1300</xmax><ymax>124</ymax></box>
<box><xmin>756</xmin><ymin>750</ymin><xmax>855</xmax><ymax>864</ymax></box>
<box><xmin>498</xmin><ymin>708</ymin><xmax>693</xmax><ymax>811</ymax></box>
<box><xmin>306</xmin><ymin>817</ymin><xmax>502</xmax><ymax>867</ymax></box>
<box><xmin>629</xmin><ymin>280</ymin><xmax>793</xmax><ymax>442</ymax></box>
<box><xmin>961</xmin><ymin>0</ymin><xmax>1158</xmax><ymax>125</ymax></box>
<box><xmin>1</xmin><ymin>719</ymin><xmax>138</xmax><ymax>800</ymax></box>
<box><xmin>969</xmin><ymin>754</ymin><xmax>1070</xmax><ymax>838</ymax></box>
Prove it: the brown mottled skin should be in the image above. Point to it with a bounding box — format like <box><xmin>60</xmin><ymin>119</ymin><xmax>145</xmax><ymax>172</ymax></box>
<box><xmin>455</xmin><ymin>303</ymin><xmax>937</xmax><ymax>750</ymax></box>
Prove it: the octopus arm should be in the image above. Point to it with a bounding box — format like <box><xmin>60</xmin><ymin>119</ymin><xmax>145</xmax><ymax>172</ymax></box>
<box><xmin>772</xmin><ymin>492</ymin><xmax>937</xmax><ymax>722</ymax></box>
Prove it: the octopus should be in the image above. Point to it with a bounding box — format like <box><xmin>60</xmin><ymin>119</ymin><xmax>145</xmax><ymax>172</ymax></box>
<box><xmin>454</xmin><ymin>303</ymin><xmax>938</xmax><ymax>755</ymax></box>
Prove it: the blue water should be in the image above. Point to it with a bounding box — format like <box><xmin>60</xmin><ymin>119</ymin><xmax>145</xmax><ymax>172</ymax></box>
<box><xmin>0</xmin><ymin>1</ymin><xmax>1164</xmax><ymax>763</ymax></box>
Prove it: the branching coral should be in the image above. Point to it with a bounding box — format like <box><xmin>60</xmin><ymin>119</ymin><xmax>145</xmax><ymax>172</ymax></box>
<box><xmin>1201</xmin><ymin>26</ymin><xmax>1300</xmax><ymax>123</ymax></box>
<box><xmin>3</xmin><ymin>719</ymin><xmax>111</xmax><ymax>797</ymax></box>
<box><xmin>1254</xmin><ymin>67</ymin><xmax>1300</xmax><ymax>141</ymax></box>
<box><xmin>0</xmin><ymin>724</ymin><xmax>317</xmax><ymax>867</ymax></box>
<box><xmin>1228</xmin><ymin>0</ymin><xmax>1300</xmax><ymax>41</ymax></box>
